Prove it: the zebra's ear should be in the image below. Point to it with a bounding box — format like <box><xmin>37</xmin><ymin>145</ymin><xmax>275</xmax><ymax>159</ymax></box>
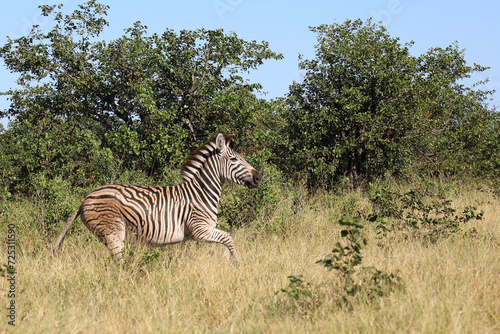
<box><xmin>228</xmin><ymin>134</ymin><xmax>235</xmax><ymax>148</ymax></box>
<box><xmin>216</xmin><ymin>133</ymin><xmax>226</xmax><ymax>151</ymax></box>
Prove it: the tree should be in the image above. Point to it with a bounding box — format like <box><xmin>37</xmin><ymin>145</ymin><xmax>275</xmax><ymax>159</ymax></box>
<box><xmin>0</xmin><ymin>1</ymin><xmax>283</xmax><ymax>179</ymax></box>
<box><xmin>277</xmin><ymin>19</ymin><xmax>495</xmax><ymax>191</ymax></box>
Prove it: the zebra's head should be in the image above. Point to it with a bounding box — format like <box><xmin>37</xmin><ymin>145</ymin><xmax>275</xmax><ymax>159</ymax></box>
<box><xmin>215</xmin><ymin>133</ymin><xmax>262</xmax><ymax>189</ymax></box>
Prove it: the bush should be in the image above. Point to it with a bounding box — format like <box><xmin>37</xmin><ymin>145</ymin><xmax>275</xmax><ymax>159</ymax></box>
<box><xmin>218</xmin><ymin>163</ymin><xmax>288</xmax><ymax>230</ymax></box>
<box><xmin>369</xmin><ymin>179</ymin><xmax>484</xmax><ymax>243</ymax></box>
<box><xmin>30</xmin><ymin>174</ymin><xmax>84</xmax><ymax>236</ymax></box>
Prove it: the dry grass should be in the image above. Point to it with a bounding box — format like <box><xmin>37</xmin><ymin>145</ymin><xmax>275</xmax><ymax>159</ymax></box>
<box><xmin>1</xmin><ymin>185</ymin><xmax>499</xmax><ymax>333</ymax></box>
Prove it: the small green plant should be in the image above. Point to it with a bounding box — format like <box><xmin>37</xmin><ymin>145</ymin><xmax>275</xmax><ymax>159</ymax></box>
<box><xmin>317</xmin><ymin>217</ymin><xmax>402</xmax><ymax>306</ymax></box>
<box><xmin>277</xmin><ymin>274</ymin><xmax>319</xmax><ymax>314</ymax></box>
<box><xmin>316</xmin><ymin>217</ymin><xmax>366</xmax><ymax>296</ymax></box>
<box><xmin>359</xmin><ymin>266</ymin><xmax>402</xmax><ymax>299</ymax></box>
<box><xmin>279</xmin><ymin>275</ymin><xmax>312</xmax><ymax>300</ymax></box>
<box><xmin>139</xmin><ymin>248</ymin><xmax>163</xmax><ymax>266</ymax></box>
<box><xmin>369</xmin><ymin>214</ymin><xmax>391</xmax><ymax>246</ymax></box>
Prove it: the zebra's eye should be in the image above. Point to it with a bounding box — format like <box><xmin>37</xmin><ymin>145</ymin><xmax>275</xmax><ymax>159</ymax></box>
<box><xmin>229</xmin><ymin>157</ymin><xmax>238</xmax><ymax>162</ymax></box>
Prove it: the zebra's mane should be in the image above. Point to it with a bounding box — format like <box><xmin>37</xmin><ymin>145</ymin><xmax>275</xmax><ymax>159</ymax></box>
<box><xmin>180</xmin><ymin>133</ymin><xmax>232</xmax><ymax>182</ymax></box>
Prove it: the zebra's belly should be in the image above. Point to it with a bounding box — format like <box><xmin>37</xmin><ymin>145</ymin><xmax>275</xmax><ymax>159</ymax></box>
<box><xmin>126</xmin><ymin>220</ymin><xmax>187</xmax><ymax>246</ymax></box>
<box><xmin>124</xmin><ymin>224</ymin><xmax>184</xmax><ymax>245</ymax></box>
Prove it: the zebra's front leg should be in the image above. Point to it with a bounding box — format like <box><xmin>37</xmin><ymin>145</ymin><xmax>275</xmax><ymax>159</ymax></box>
<box><xmin>189</xmin><ymin>223</ymin><xmax>238</xmax><ymax>263</ymax></box>
<box><xmin>208</xmin><ymin>228</ymin><xmax>238</xmax><ymax>263</ymax></box>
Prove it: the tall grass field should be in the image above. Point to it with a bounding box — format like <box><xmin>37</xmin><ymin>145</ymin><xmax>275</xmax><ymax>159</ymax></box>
<box><xmin>1</xmin><ymin>181</ymin><xmax>499</xmax><ymax>333</ymax></box>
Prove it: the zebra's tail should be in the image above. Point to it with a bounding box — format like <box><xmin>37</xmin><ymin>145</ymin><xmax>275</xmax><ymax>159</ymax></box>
<box><xmin>51</xmin><ymin>207</ymin><xmax>81</xmax><ymax>257</ymax></box>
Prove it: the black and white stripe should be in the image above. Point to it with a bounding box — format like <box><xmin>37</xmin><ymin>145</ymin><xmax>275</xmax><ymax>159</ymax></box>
<box><xmin>52</xmin><ymin>133</ymin><xmax>262</xmax><ymax>262</ymax></box>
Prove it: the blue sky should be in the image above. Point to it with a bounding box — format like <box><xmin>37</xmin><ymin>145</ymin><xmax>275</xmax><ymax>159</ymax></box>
<box><xmin>1</xmin><ymin>1</ymin><xmax>499</xmax><ymax>128</ymax></box>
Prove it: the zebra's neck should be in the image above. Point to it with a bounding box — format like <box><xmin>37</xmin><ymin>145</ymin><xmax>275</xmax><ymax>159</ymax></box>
<box><xmin>179</xmin><ymin>136</ymin><xmax>225</xmax><ymax>210</ymax></box>
<box><xmin>186</xmin><ymin>154</ymin><xmax>224</xmax><ymax>208</ymax></box>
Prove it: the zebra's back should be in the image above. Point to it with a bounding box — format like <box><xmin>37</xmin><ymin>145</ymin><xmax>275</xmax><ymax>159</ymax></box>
<box><xmin>80</xmin><ymin>184</ymin><xmax>192</xmax><ymax>246</ymax></box>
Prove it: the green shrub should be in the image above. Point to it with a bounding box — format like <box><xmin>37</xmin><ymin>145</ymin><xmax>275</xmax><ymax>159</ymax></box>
<box><xmin>30</xmin><ymin>174</ymin><xmax>83</xmax><ymax>236</ymax></box>
<box><xmin>218</xmin><ymin>163</ymin><xmax>288</xmax><ymax>230</ymax></box>
<box><xmin>369</xmin><ymin>180</ymin><xmax>484</xmax><ymax>243</ymax></box>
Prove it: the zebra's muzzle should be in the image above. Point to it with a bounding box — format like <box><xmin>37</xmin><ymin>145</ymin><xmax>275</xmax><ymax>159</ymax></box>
<box><xmin>246</xmin><ymin>169</ymin><xmax>262</xmax><ymax>189</ymax></box>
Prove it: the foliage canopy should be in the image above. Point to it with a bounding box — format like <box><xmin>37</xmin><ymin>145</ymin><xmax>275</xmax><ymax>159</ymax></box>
<box><xmin>276</xmin><ymin>19</ymin><xmax>497</xmax><ymax>190</ymax></box>
<box><xmin>0</xmin><ymin>1</ymin><xmax>282</xmax><ymax>185</ymax></box>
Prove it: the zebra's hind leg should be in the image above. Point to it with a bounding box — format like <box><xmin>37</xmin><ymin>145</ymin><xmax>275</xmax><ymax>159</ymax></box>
<box><xmin>83</xmin><ymin>217</ymin><xmax>126</xmax><ymax>258</ymax></box>
<box><xmin>104</xmin><ymin>228</ymin><xmax>126</xmax><ymax>258</ymax></box>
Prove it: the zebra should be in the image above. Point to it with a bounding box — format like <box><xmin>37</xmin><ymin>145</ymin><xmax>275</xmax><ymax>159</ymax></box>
<box><xmin>51</xmin><ymin>133</ymin><xmax>262</xmax><ymax>262</ymax></box>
